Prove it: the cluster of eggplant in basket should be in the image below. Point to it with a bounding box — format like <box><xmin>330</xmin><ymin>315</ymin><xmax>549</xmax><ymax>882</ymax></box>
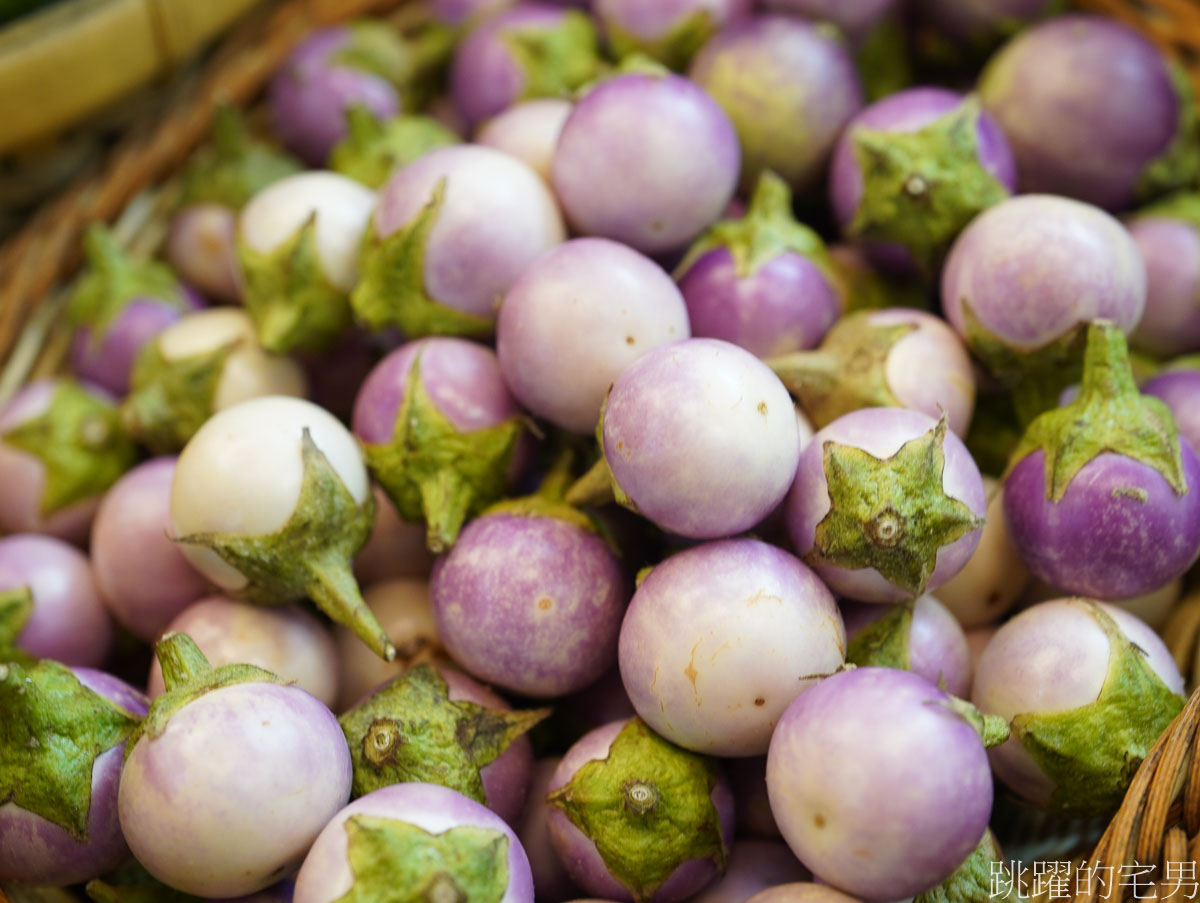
<box><xmin>2</xmin><ymin>0</ymin><xmax>1200</xmax><ymax>900</ymax></box>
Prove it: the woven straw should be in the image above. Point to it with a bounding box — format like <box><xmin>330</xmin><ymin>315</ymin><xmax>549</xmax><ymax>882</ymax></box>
<box><xmin>0</xmin><ymin>1</ymin><xmax>1198</xmax><ymax>901</ymax></box>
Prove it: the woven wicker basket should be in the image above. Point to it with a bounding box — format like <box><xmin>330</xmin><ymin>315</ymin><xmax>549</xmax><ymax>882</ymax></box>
<box><xmin>0</xmin><ymin>1</ymin><xmax>1199</xmax><ymax>901</ymax></box>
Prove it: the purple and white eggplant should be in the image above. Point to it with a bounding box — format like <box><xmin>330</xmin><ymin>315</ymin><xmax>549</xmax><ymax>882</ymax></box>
<box><xmin>146</xmin><ymin>596</ymin><xmax>340</xmax><ymax>708</ymax></box>
<box><xmin>978</xmin><ymin>15</ymin><xmax>1199</xmax><ymax>210</ymax></box>
<box><xmin>931</xmin><ymin>478</ymin><xmax>1030</xmax><ymax>629</ymax></box>
<box><xmin>675</xmin><ymin>172</ymin><xmax>841</xmax><ymax>358</ymax></box>
<box><xmin>353</xmin><ymin>337</ymin><xmax>527</xmax><ymax>552</ymax></box>
<box><xmin>0</xmin><ymin>663</ymin><xmax>146</xmax><ymax>885</ymax></box>
<box><xmin>450</xmin><ymin>3</ymin><xmax>601</xmax><ymax>126</ymax></box>
<box><xmin>91</xmin><ymin>457</ymin><xmax>211</xmax><ymax>642</ymax></box>
<box><xmin>329</xmin><ymin>107</ymin><xmax>460</xmax><ymax>188</ymax></box>
<box><xmin>294</xmin><ymin>781</ymin><xmax>534</xmax><ymax>903</ymax></box>
<box><xmin>119</xmin><ymin>633</ymin><xmax>351</xmax><ymax>896</ymax></box>
<box><xmin>1142</xmin><ymin>362</ymin><xmax>1200</xmax><ymax>455</ymax></box>
<box><xmin>767</xmin><ymin>667</ymin><xmax>1001</xmax><ymax>900</ymax></box>
<box><xmin>335</xmin><ymin>577</ymin><xmax>442</xmax><ymax>711</ymax></box>
<box><xmin>1127</xmin><ymin>193</ymin><xmax>1200</xmax><ymax>357</ymax></box>
<box><xmin>476</xmin><ymin>98</ymin><xmax>572</xmax><ymax>182</ymax></box>
<box><xmin>545</xmin><ymin>717</ymin><xmax>735</xmax><ymax>903</ymax></box>
<box><xmin>972</xmin><ymin>598</ymin><xmax>1184</xmax><ymax>815</ymax></box>
<box><xmin>166</xmin><ymin>204</ymin><xmax>242</xmax><ymax>303</ymax></box>
<box><xmin>569</xmin><ymin>338</ymin><xmax>801</xmax><ymax>539</ymax></box>
<box><xmin>688</xmin><ymin>16</ymin><xmax>863</xmax><ymax>192</ymax></box>
<box><xmin>786</xmin><ymin>407</ymin><xmax>986</xmax><ymax>603</ymax></box>
<box><xmin>0</xmin><ymin>379</ymin><xmax>135</xmax><ymax>543</ymax></box>
<box><xmin>121</xmin><ymin>308</ymin><xmax>308</xmax><ymax>454</ymax></box>
<box><xmin>353</xmin><ymin>144</ymin><xmax>565</xmax><ymax>337</ymax></box>
<box><xmin>497</xmin><ymin>238</ymin><xmax>690</xmax><ymax>434</ymax></box>
<box><xmin>828</xmin><ymin>87</ymin><xmax>1016</xmax><ymax>273</ymax></box>
<box><xmin>618</xmin><ymin>539</ymin><xmax>845</xmax><ymax>756</ymax></box>
<box><xmin>169</xmin><ymin>395</ymin><xmax>394</xmax><ymax>661</ymax></box>
<box><xmin>0</xmin><ymin>534</ymin><xmax>113</xmax><ymax>668</ymax></box>
<box><xmin>237</xmin><ymin>171</ymin><xmax>376</xmax><ymax>354</ymax></box>
<box><xmin>768</xmin><ymin>308</ymin><xmax>975</xmax><ymax>436</ymax></box>
<box><xmin>1003</xmin><ymin>322</ymin><xmax>1200</xmax><ymax>600</ymax></box>
<box><xmin>593</xmin><ymin>0</ymin><xmax>752</xmax><ymax>70</ymax></box>
<box><xmin>840</xmin><ymin>594</ymin><xmax>971</xmax><ymax>697</ymax></box>
<box><xmin>552</xmin><ymin>69</ymin><xmax>741</xmax><ymax>254</ymax></box>
<box><xmin>430</xmin><ymin>486</ymin><xmax>628</xmax><ymax>697</ymax></box>
<box><xmin>517</xmin><ymin>757</ymin><xmax>577</xmax><ymax>903</ymax></box>
<box><xmin>337</xmin><ymin>661</ymin><xmax>544</xmax><ymax>822</ymax></box>
<box><xmin>67</xmin><ymin>225</ymin><xmax>199</xmax><ymax>396</ymax></box>
<box><xmin>690</xmin><ymin>841</ymin><xmax>810</xmax><ymax>903</ymax></box>
<box><xmin>941</xmin><ymin>194</ymin><xmax>1146</xmax><ymax>419</ymax></box>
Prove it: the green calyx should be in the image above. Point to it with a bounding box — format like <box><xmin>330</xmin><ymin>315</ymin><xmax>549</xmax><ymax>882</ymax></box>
<box><xmin>0</xmin><ymin>657</ymin><xmax>140</xmax><ymax>840</ymax></box>
<box><xmin>238</xmin><ymin>214</ymin><xmax>353</xmax><ymax>354</ymax></box>
<box><xmin>66</xmin><ymin>225</ymin><xmax>185</xmax><ymax>343</ymax></box>
<box><xmin>0</xmin><ymin>586</ymin><xmax>33</xmax><ymax>648</ymax></box>
<box><xmin>960</xmin><ymin>299</ymin><xmax>1087</xmax><ymax>426</ymax></box>
<box><xmin>544</xmin><ymin>717</ymin><xmax>727</xmax><ymax>903</ymax></box>
<box><xmin>915</xmin><ymin>831</ymin><xmax>1027</xmax><ymax>903</ymax></box>
<box><xmin>332</xmin><ymin>20</ymin><xmax>456</xmax><ymax>110</ymax></box>
<box><xmin>676</xmin><ymin>171</ymin><xmax>836</xmax><ymax>287</ymax></box>
<box><xmin>173</xmin><ymin>428</ymin><xmax>395</xmax><ymax>661</ymax></box>
<box><xmin>336</xmin><ymin>814</ymin><xmax>510</xmax><ymax>903</ymax></box>
<box><xmin>845</xmin><ymin>601</ymin><xmax>912</xmax><ymax>670</ymax></box>
<box><xmin>854</xmin><ymin>15</ymin><xmax>913</xmax><ymax>103</ymax></box>
<box><xmin>330</xmin><ymin>107</ymin><xmax>459</xmax><ymax>189</ymax></box>
<box><xmin>829</xmin><ymin>251</ymin><xmax>930</xmax><ymax>314</ymax></box>
<box><xmin>362</xmin><ymin>357</ymin><xmax>524</xmax><ymax>554</ymax></box>
<box><xmin>605</xmin><ymin>9</ymin><xmax>715</xmax><ymax>72</ymax></box>
<box><xmin>180</xmin><ymin>105</ymin><xmax>302</xmax><ymax>210</ymax></box>
<box><xmin>1137</xmin><ymin>62</ymin><xmax>1200</xmax><ymax>203</ymax></box>
<box><xmin>809</xmin><ymin>415</ymin><xmax>985</xmax><ymax>598</ymax></box>
<box><xmin>351</xmin><ymin>181</ymin><xmax>495</xmax><ymax>339</ymax></box>
<box><xmin>501</xmin><ymin>10</ymin><xmax>603</xmax><ymax>105</ymax></box>
<box><xmin>766</xmin><ymin>313</ymin><xmax>917</xmax><ymax>429</ymax></box>
<box><xmin>1135</xmin><ymin>190</ymin><xmax>1200</xmax><ymax>232</ymax></box>
<box><xmin>1004</xmin><ymin>320</ymin><xmax>1187</xmax><ymax>502</ymax></box>
<box><xmin>938</xmin><ymin>695</ymin><xmax>1011</xmax><ymax>749</ymax></box>
<box><xmin>1010</xmin><ymin>602</ymin><xmax>1184</xmax><ymax>817</ymax></box>
<box><xmin>847</xmin><ymin>97</ymin><xmax>1010</xmax><ymax>273</ymax></box>
<box><xmin>1</xmin><ymin>379</ymin><xmax>138</xmax><ymax>517</ymax></box>
<box><xmin>120</xmin><ymin>338</ymin><xmax>237</xmax><ymax>454</ymax></box>
<box><xmin>338</xmin><ymin>662</ymin><xmax>550</xmax><ymax>802</ymax></box>
<box><xmin>126</xmin><ymin>632</ymin><xmax>282</xmax><ymax>763</ymax></box>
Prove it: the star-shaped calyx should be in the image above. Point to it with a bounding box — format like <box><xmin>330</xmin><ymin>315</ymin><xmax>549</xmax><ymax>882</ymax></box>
<box><xmin>1005</xmin><ymin>320</ymin><xmax>1187</xmax><ymax>503</ymax></box>
<box><xmin>0</xmin><ymin>657</ymin><xmax>140</xmax><ymax>841</ymax></box>
<box><xmin>809</xmin><ymin>415</ymin><xmax>984</xmax><ymax>597</ymax></box>
<box><xmin>847</xmin><ymin>96</ymin><xmax>1010</xmax><ymax>272</ymax></box>
<box><xmin>501</xmin><ymin>11</ymin><xmax>604</xmax><ymax>104</ymax></box>
<box><xmin>173</xmin><ymin>428</ymin><xmax>394</xmax><ymax>661</ymax></box>
<box><xmin>767</xmin><ymin>312</ymin><xmax>918</xmax><ymax>429</ymax></box>
<box><xmin>338</xmin><ymin>663</ymin><xmax>549</xmax><ymax>801</ymax></box>
<box><xmin>179</xmin><ymin>105</ymin><xmax>301</xmax><ymax>210</ymax></box>
<box><xmin>1</xmin><ymin>379</ymin><xmax>138</xmax><ymax>517</ymax></box>
<box><xmin>605</xmin><ymin>8</ymin><xmax>716</xmax><ymax>72</ymax></box>
<box><xmin>330</xmin><ymin>107</ymin><xmax>459</xmax><ymax>189</ymax></box>
<box><xmin>545</xmin><ymin>718</ymin><xmax>727</xmax><ymax>903</ymax></box>
<box><xmin>335</xmin><ymin>814</ymin><xmax>510</xmax><ymax>903</ymax></box>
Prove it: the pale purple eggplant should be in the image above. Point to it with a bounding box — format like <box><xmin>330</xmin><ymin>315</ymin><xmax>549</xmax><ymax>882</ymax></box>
<box><xmin>0</xmin><ymin>534</ymin><xmax>113</xmax><ymax>667</ymax></box>
<box><xmin>618</xmin><ymin>538</ymin><xmax>845</xmax><ymax>756</ymax></box>
<box><xmin>1127</xmin><ymin>193</ymin><xmax>1200</xmax><ymax>357</ymax></box>
<box><xmin>166</xmin><ymin>204</ymin><xmax>242</xmax><ymax>303</ymax></box>
<box><xmin>497</xmin><ymin>237</ymin><xmax>690</xmax><ymax>434</ymax></box>
<box><xmin>1142</xmin><ymin>364</ymin><xmax>1200</xmax><ymax>455</ymax></box>
<box><xmin>476</xmin><ymin>98</ymin><xmax>572</xmax><ymax>182</ymax></box>
<box><xmin>786</xmin><ymin>407</ymin><xmax>986</xmax><ymax>603</ymax></box>
<box><xmin>688</xmin><ymin>16</ymin><xmax>863</xmax><ymax>192</ymax></box>
<box><xmin>353</xmin><ymin>337</ymin><xmax>528</xmax><ymax>552</ymax></box>
<box><xmin>1003</xmin><ymin>322</ymin><xmax>1200</xmax><ymax>600</ymax></box>
<box><xmin>552</xmin><ymin>71</ymin><xmax>741</xmax><ymax>254</ymax></box>
<box><xmin>90</xmin><ymin>457</ymin><xmax>210</xmax><ymax>643</ymax></box>
<box><xmin>676</xmin><ymin>172</ymin><xmax>841</xmax><ymax>358</ymax></box>
<box><xmin>0</xmin><ymin>665</ymin><xmax>146</xmax><ymax>885</ymax></box>
<box><xmin>545</xmin><ymin>718</ymin><xmax>735</xmax><ymax>903</ymax></box>
<box><xmin>841</xmin><ymin>595</ymin><xmax>971</xmax><ymax>697</ymax></box>
<box><xmin>516</xmin><ymin>757</ymin><xmax>578</xmax><ymax>903</ymax></box>
<box><xmin>293</xmin><ymin>782</ymin><xmax>534</xmax><ymax>903</ymax></box>
<box><xmin>766</xmin><ymin>667</ymin><xmax>998</xmax><ymax>900</ymax></box>
<box><xmin>828</xmin><ymin>87</ymin><xmax>1016</xmax><ymax>273</ymax></box>
<box><xmin>119</xmin><ymin>633</ymin><xmax>353</xmax><ymax>897</ymax></box>
<box><xmin>690</xmin><ymin>841</ymin><xmax>810</xmax><ymax>903</ymax></box>
<box><xmin>593</xmin><ymin>0</ymin><xmax>752</xmax><ymax>70</ymax></box>
<box><xmin>979</xmin><ymin>15</ymin><xmax>1199</xmax><ymax>210</ymax></box>
<box><xmin>354</xmin><ymin>144</ymin><xmax>565</xmax><ymax>337</ymax></box>
<box><xmin>972</xmin><ymin>598</ymin><xmax>1184</xmax><ymax>815</ymax></box>
<box><xmin>329</xmin><ymin>107</ymin><xmax>460</xmax><ymax>188</ymax></box>
<box><xmin>450</xmin><ymin>3</ymin><xmax>602</xmax><ymax>125</ymax></box>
